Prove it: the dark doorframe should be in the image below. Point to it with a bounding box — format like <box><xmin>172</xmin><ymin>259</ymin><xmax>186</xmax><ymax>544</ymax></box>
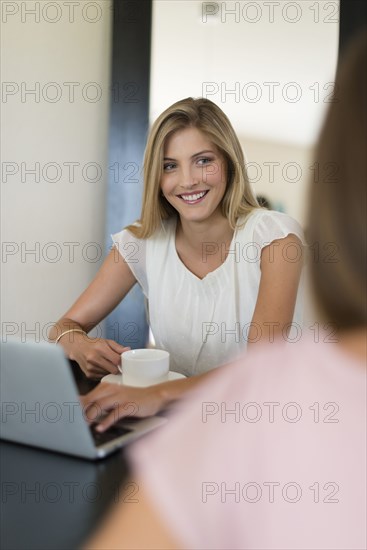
<box><xmin>339</xmin><ymin>0</ymin><xmax>367</xmax><ymax>56</ymax></box>
<box><xmin>105</xmin><ymin>0</ymin><xmax>152</xmax><ymax>348</ymax></box>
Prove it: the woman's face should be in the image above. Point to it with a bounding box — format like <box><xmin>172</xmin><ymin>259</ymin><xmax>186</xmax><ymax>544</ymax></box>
<box><xmin>160</xmin><ymin>127</ymin><xmax>227</xmax><ymax>224</ymax></box>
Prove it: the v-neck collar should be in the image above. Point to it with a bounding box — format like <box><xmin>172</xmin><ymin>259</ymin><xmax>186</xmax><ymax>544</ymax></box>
<box><xmin>170</xmin><ymin>216</ymin><xmax>239</xmax><ymax>282</ymax></box>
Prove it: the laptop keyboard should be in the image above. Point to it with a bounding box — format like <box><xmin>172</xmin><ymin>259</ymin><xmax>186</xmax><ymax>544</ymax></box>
<box><xmin>90</xmin><ymin>423</ymin><xmax>133</xmax><ymax>447</ymax></box>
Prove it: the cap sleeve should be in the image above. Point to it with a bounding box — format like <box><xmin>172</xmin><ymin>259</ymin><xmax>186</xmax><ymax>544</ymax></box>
<box><xmin>252</xmin><ymin>210</ymin><xmax>306</xmax><ymax>250</ymax></box>
<box><xmin>111</xmin><ymin>227</ymin><xmax>148</xmax><ymax>297</ymax></box>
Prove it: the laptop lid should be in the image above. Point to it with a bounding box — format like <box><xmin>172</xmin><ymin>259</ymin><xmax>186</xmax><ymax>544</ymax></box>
<box><xmin>0</xmin><ymin>340</ymin><xmax>166</xmax><ymax>459</ymax></box>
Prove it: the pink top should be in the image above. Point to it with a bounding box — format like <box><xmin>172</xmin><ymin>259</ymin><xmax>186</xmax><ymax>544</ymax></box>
<box><xmin>129</xmin><ymin>336</ymin><xmax>366</xmax><ymax>550</ymax></box>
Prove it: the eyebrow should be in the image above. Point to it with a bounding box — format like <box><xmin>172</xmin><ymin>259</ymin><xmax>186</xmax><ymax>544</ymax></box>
<box><xmin>163</xmin><ymin>150</ymin><xmax>215</xmax><ymax>161</ymax></box>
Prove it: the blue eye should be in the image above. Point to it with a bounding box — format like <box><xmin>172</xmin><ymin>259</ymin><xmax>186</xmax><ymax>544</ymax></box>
<box><xmin>197</xmin><ymin>157</ymin><xmax>213</xmax><ymax>165</ymax></box>
<box><xmin>163</xmin><ymin>162</ymin><xmax>176</xmax><ymax>171</ymax></box>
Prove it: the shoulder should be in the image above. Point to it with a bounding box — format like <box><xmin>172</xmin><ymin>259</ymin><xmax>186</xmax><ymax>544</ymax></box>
<box><xmin>237</xmin><ymin>208</ymin><xmax>305</xmax><ymax>249</ymax></box>
<box><xmin>112</xmin><ymin>217</ymin><xmax>175</xmax><ymax>245</ymax></box>
<box><xmin>211</xmin><ymin>339</ymin><xmax>365</xmax><ymax>425</ymax></box>
<box><xmin>143</xmin><ymin>218</ymin><xmax>176</xmax><ymax>259</ymax></box>
<box><xmin>129</xmin><ymin>337</ymin><xmax>365</xmax><ymax>493</ymax></box>
<box><xmin>153</xmin><ymin>217</ymin><xmax>176</xmax><ymax>239</ymax></box>
<box><xmin>136</xmin><ymin>337</ymin><xmax>363</xmax><ymax>434</ymax></box>
<box><xmin>128</xmin><ymin>338</ymin><xmax>365</xmax><ymax>549</ymax></box>
<box><xmin>111</xmin><ymin>223</ymin><xmax>144</xmax><ymax>249</ymax></box>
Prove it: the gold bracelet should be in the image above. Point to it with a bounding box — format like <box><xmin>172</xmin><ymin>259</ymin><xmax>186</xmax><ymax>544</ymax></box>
<box><xmin>55</xmin><ymin>328</ymin><xmax>87</xmax><ymax>344</ymax></box>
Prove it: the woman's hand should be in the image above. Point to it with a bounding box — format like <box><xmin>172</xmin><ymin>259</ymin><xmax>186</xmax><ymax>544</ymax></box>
<box><xmin>66</xmin><ymin>333</ymin><xmax>130</xmax><ymax>379</ymax></box>
<box><xmin>80</xmin><ymin>382</ymin><xmax>166</xmax><ymax>431</ymax></box>
<box><xmin>80</xmin><ymin>370</ymin><xmax>218</xmax><ymax>431</ymax></box>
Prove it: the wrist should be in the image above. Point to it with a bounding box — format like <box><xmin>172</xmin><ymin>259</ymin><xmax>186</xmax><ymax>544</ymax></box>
<box><xmin>58</xmin><ymin>331</ymin><xmax>89</xmax><ymax>360</ymax></box>
<box><xmin>155</xmin><ymin>377</ymin><xmax>191</xmax><ymax>410</ymax></box>
<box><xmin>155</xmin><ymin>383</ymin><xmax>173</xmax><ymax>410</ymax></box>
<box><xmin>55</xmin><ymin>328</ymin><xmax>87</xmax><ymax>344</ymax></box>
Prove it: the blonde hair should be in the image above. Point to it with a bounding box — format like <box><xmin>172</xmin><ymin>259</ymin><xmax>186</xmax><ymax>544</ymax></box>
<box><xmin>127</xmin><ymin>97</ymin><xmax>259</xmax><ymax>238</ymax></box>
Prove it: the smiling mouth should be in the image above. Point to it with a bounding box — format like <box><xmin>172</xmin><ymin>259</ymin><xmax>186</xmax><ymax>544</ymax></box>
<box><xmin>177</xmin><ymin>190</ymin><xmax>209</xmax><ymax>204</ymax></box>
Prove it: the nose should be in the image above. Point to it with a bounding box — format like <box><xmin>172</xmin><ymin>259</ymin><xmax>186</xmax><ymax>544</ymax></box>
<box><xmin>179</xmin><ymin>165</ymin><xmax>200</xmax><ymax>190</ymax></box>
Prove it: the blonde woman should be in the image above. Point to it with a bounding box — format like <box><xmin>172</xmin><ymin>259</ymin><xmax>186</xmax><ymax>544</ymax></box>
<box><xmin>49</xmin><ymin>98</ymin><xmax>304</xmax><ymax>428</ymax></box>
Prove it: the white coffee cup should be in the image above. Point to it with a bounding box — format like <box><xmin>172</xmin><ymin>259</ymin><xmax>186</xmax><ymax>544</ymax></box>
<box><xmin>119</xmin><ymin>348</ymin><xmax>170</xmax><ymax>387</ymax></box>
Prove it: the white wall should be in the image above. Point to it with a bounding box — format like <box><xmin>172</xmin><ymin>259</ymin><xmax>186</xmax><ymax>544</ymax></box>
<box><xmin>150</xmin><ymin>0</ymin><xmax>339</xmax><ymax>147</ymax></box>
<box><xmin>240</xmin><ymin>137</ymin><xmax>314</xmax><ymax>225</ymax></box>
<box><xmin>150</xmin><ymin>0</ymin><xmax>339</xmax><ymax>225</ymax></box>
<box><xmin>1</xmin><ymin>1</ymin><xmax>113</xmax><ymax>342</ymax></box>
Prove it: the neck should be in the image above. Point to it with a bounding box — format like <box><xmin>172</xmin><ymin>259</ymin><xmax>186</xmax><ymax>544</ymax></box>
<box><xmin>176</xmin><ymin>210</ymin><xmax>234</xmax><ymax>253</ymax></box>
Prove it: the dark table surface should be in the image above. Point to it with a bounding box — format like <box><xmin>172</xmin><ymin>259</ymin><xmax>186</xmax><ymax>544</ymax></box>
<box><xmin>0</xmin><ymin>362</ymin><xmax>131</xmax><ymax>550</ymax></box>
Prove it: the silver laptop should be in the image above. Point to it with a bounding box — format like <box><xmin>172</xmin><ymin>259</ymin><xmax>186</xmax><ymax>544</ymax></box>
<box><xmin>0</xmin><ymin>339</ymin><xmax>166</xmax><ymax>460</ymax></box>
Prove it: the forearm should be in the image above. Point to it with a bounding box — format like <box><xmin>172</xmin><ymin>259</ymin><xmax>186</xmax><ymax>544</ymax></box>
<box><xmin>157</xmin><ymin>368</ymin><xmax>219</xmax><ymax>410</ymax></box>
<box><xmin>81</xmin><ymin>367</ymin><xmax>223</xmax><ymax>430</ymax></box>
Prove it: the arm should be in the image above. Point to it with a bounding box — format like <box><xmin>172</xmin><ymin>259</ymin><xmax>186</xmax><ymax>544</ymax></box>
<box><xmin>248</xmin><ymin>233</ymin><xmax>304</xmax><ymax>344</ymax></box>
<box><xmin>80</xmin><ymin>367</ymin><xmax>219</xmax><ymax>430</ymax></box>
<box><xmin>48</xmin><ymin>248</ymin><xmax>137</xmax><ymax>378</ymax></box>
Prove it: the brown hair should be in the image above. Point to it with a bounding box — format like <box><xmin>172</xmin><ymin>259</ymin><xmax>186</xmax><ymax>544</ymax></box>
<box><xmin>308</xmin><ymin>29</ymin><xmax>367</xmax><ymax>329</ymax></box>
<box><xmin>126</xmin><ymin>97</ymin><xmax>259</xmax><ymax>238</ymax></box>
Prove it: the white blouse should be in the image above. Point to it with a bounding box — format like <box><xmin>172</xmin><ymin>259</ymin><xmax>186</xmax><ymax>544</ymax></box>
<box><xmin>112</xmin><ymin>209</ymin><xmax>305</xmax><ymax>376</ymax></box>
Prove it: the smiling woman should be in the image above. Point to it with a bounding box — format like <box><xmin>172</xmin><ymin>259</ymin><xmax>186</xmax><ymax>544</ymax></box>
<box><xmin>49</xmin><ymin>97</ymin><xmax>305</xmax><ymax>430</ymax></box>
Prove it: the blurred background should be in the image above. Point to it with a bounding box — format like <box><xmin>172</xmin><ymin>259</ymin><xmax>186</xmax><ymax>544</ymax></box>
<box><xmin>1</xmin><ymin>0</ymin><xmax>364</xmax><ymax>346</ymax></box>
